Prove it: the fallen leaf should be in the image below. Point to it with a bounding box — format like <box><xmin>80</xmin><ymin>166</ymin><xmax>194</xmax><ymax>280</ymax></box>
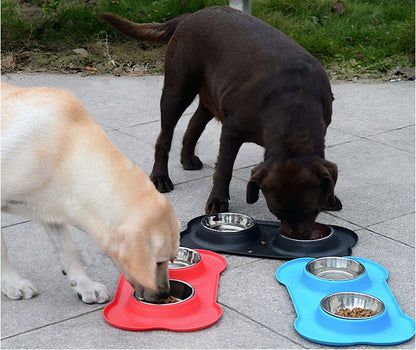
<box><xmin>332</xmin><ymin>1</ymin><xmax>346</xmax><ymax>15</ymax></box>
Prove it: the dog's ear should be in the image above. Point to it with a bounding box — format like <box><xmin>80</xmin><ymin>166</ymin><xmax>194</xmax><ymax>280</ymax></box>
<box><xmin>246</xmin><ymin>163</ymin><xmax>268</xmax><ymax>204</ymax></box>
<box><xmin>114</xmin><ymin>223</ymin><xmax>158</xmax><ymax>291</ymax></box>
<box><xmin>315</xmin><ymin>160</ymin><xmax>342</xmax><ymax>211</ymax></box>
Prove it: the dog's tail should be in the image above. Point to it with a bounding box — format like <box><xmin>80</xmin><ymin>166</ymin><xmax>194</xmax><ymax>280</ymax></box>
<box><xmin>100</xmin><ymin>12</ymin><xmax>190</xmax><ymax>43</ymax></box>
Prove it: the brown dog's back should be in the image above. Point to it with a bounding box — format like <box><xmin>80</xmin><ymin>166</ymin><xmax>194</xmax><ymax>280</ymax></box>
<box><xmin>101</xmin><ymin>7</ymin><xmax>332</xmax><ymax>124</ymax></box>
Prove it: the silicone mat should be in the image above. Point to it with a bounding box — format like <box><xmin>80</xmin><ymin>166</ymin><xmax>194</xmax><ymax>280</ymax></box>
<box><xmin>180</xmin><ymin>215</ymin><xmax>358</xmax><ymax>259</ymax></box>
<box><xmin>276</xmin><ymin>257</ymin><xmax>415</xmax><ymax>346</ymax></box>
<box><xmin>103</xmin><ymin>249</ymin><xmax>227</xmax><ymax>331</ymax></box>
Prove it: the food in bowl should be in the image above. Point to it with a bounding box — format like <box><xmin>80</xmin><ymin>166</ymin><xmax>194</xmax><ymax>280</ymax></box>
<box><xmin>335</xmin><ymin>307</ymin><xmax>378</xmax><ymax>318</ymax></box>
<box><xmin>156</xmin><ymin>295</ymin><xmax>180</xmax><ymax>304</ymax></box>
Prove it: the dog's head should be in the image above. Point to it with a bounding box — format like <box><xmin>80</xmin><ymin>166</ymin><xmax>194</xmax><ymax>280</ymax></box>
<box><xmin>109</xmin><ymin>194</ymin><xmax>180</xmax><ymax>302</ymax></box>
<box><xmin>246</xmin><ymin>159</ymin><xmax>342</xmax><ymax>239</ymax></box>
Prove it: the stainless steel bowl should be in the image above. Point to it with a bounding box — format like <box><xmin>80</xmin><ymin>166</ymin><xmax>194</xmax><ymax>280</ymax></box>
<box><xmin>201</xmin><ymin>213</ymin><xmax>255</xmax><ymax>232</ymax></box>
<box><xmin>306</xmin><ymin>257</ymin><xmax>365</xmax><ymax>280</ymax></box>
<box><xmin>133</xmin><ymin>279</ymin><xmax>194</xmax><ymax>305</ymax></box>
<box><xmin>169</xmin><ymin>247</ymin><xmax>201</xmax><ymax>269</ymax></box>
<box><xmin>321</xmin><ymin>292</ymin><xmax>385</xmax><ymax>319</ymax></box>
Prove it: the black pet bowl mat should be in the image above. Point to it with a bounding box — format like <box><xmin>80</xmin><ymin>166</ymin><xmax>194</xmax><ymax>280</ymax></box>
<box><xmin>180</xmin><ymin>215</ymin><xmax>358</xmax><ymax>259</ymax></box>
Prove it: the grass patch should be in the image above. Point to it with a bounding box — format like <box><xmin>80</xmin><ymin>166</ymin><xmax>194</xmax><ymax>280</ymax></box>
<box><xmin>1</xmin><ymin>0</ymin><xmax>414</xmax><ymax>80</ymax></box>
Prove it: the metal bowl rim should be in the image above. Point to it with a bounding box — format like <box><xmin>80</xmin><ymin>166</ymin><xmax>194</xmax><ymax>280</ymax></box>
<box><xmin>133</xmin><ymin>279</ymin><xmax>195</xmax><ymax>306</ymax></box>
<box><xmin>169</xmin><ymin>247</ymin><xmax>201</xmax><ymax>269</ymax></box>
<box><xmin>306</xmin><ymin>257</ymin><xmax>366</xmax><ymax>280</ymax></box>
<box><xmin>201</xmin><ymin>212</ymin><xmax>256</xmax><ymax>232</ymax></box>
<box><xmin>320</xmin><ymin>291</ymin><xmax>386</xmax><ymax>320</ymax></box>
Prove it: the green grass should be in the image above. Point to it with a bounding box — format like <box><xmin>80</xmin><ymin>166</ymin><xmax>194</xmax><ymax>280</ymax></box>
<box><xmin>1</xmin><ymin>0</ymin><xmax>414</xmax><ymax>79</ymax></box>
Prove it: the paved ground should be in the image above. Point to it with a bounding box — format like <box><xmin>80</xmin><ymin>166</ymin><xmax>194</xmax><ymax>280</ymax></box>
<box><xmin>1</xmin><ymin>73</ymin><xmax>414</xmax><ymax>349</ymax></box>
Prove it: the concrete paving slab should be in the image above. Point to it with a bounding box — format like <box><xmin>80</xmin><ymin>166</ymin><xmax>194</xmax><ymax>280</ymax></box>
<box><xmin>369</xmin><ymin>125</ymin><xmax>415</xmax><ymax>153</ymax></box>
<box><xmin>352</xmin><ymin>229</ymin><xmax>415</xmax><ymax>315</ymax></box>
<box><xmin>1</xmin><ymin>74</ymin><xmax>166</xmax><ymax>129</ymax></box>
<box><xmin>326</xmin><ymin>139</ymin><xmax>414</xmax><ymax>227</ymax></box>
<box><xmin>1</xmin><ymin>305</ymin><xmax>303</xmax><ymax>349</ymax></box>
<box><xmin>107</xmin><ymin>127</ymin><xmax>215</xmax><ymax>186</ymax></box>
<box><xmin>1</xmin><ymin>221</ymin><xmax>119</xmax><ymax>338</ymax></box>
<box><xmin>1</xmin><ymin>73</ymin><xmax>414</xmax><ymax>349</ymax></box>
<box><xmin>367</xmin><ymin>212</ymin><xmax>415</xmax><ymax>248</ymax></box>
<box><xmin>330</xmin><ymin>81</ymin><xmax>415</xmax><ymax>137</ymax></box>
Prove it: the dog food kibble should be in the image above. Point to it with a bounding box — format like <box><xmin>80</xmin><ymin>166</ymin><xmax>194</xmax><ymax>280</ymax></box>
<box><xmin>310</xmin><ymin>229</ymin><xmax>329</xmax><ymax>240</ymax></box>
<box><xmin>157</xmin><ymin>295</ymin><xmax>179</xmax><ymax>304</ymax></box>
<box><xmin>335</xmin><ymin>307</ymin><xmax>377</xmax><ymax>318</ymax></box>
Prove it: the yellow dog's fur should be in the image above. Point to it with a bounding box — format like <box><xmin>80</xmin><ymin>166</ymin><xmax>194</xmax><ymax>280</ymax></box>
<box><xmin>1</xmin><ymin>83</ymin><xmax>180</xmax><ymax>303</ymax></box>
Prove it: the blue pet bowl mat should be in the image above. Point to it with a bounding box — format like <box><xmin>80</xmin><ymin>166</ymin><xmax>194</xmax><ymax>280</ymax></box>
<box><xmin>276</xmin><ymin>257</ymin><xmax>415</xmax><ymax>346</ymax></box>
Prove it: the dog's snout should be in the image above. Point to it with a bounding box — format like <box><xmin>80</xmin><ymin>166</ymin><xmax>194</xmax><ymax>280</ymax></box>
<box><xmin>134</xmin><ymin>280</ymin><xmax>171</xmax><ymax>303</ymax></box>
<box><xmin>280</xmin><ymin>220</ymin><xmax>315</xmax><ymax>240</ymax></box>
<box><xmin>157</xmin><ymin>288</ymin><xmax>170</xmax><ymax>300</ymax></box>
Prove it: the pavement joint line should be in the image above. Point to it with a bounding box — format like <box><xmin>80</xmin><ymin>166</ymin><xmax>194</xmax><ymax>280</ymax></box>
<box><xmin>326</xmin><ymin>129</ymin><xmax>415</xmax><ymax>154</ymax></box>
<box><xmin>369</xmin><ymin>124</ymin><xmax>416</xmax><ymax>134</ymax></box>
<box><xmin>1</xmin><ymin>220</ymin><xmax>32</xmax><ymax>229</ymax></box>
<box><xmin>221</xmin><ymin>256</ymin><xmax>263</xmax><ymax>272</ymax></box>
<box><xmin>108</xmin><ymin>128</ymin><xmax>156</xmax><ymax>146</ymax></box>
<box><xmin>107</xmin><ymin>110</ymin><xmax>196</xmax><ymax>132</ymax></box>
<box><xmin>365</xmin><ymin>139</ymin><xmax>415</xmax><ymax>155</ymax></box>
<box><xmin>365</xmin><ymin>211</ymin><xmax>416</xmax><ymax>227</ymax></box>
<box><xmin>173</xmin><ymin>174</ymin><xmax>215</xmax><ymax>187</ymax></box>
<box><xmin>219</xmin><ymin>303</ymin><xmax>309</xmax><ymax>349</ymax></box>
<box><xmin>359</xmin><ymin>227</ymin><xmax>415</xmax><ymax>249</ymax></box>
<box><xmin>0</xmin><ymin>308</ymin><xmax>105</xmax><ymax>341</ymax></box>
<box><xmin>113</xmin><ymin>118</ymin><xmax>161</xmax><ymax>131</ymax></box>
<box><xmin>322</xmin><ymin>215</ymin><xmax>415</xmax><ymax>249</ymax></box>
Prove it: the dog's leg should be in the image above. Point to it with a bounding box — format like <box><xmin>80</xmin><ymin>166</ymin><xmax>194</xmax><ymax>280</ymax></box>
<box><xmin>181</xmin><ymin>102</ymin><xmax>214</xmax><ymax>170</ymax></box>
<box><xmin>1</xmin><ymin>231</ymin><xmax>39</xmax><ymax>299</ymax></box>
<box><xmin>150</xmin><ymin>82</ymin><xmax>198</xmax><ymax>193</ymax></box>
<box><xmin>43</xmin><ymin>223</ymin><xmax>109</xmax><ymax>304</ymax></box>
<box><xmin>205</xmin><ymin>124</ymin><xmax>243</xmax><ymax>213</ymax></box>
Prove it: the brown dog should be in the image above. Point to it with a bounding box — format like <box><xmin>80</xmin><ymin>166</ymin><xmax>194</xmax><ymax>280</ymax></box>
<box><xmin>100</xmin><ymin>6</ymin><xmax>342</xmax><ymax>239</ymax></box>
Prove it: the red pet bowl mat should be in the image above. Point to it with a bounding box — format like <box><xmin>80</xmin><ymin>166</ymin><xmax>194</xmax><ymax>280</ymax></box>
<box><xmin>103</xmin><ymin>249</ymin><xmax>227</xmax><ymax>331</ymax></box>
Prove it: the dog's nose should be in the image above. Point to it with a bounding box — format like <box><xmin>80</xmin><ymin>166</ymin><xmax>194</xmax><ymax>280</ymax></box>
<box><xmin>158</xmin><ymin>289</ymin><xmax>170</xmax><ymax>300</ymax></box>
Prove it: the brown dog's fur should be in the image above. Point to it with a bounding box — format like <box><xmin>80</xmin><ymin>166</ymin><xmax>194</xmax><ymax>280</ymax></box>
<box><xmin>100</xmin><ymin>6</ymin><xmax>342</xmax><ymax>239</ymax></box>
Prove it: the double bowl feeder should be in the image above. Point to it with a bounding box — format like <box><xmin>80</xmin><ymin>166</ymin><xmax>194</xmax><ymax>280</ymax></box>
<box><xmin>103</xmin><ymin>247</ymin><xmax>227</xmax><ymax>331</ymax></box>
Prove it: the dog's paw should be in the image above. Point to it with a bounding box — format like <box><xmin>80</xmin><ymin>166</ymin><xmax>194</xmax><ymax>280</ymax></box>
<box><xmin>205</xmin><ymin>197</ymin><xmax>229</xmax><ymax>214</ymax></box>
<box><xmin>150</xmin><ymin>174</ymin><xmax>174</xmax><ymax>193</ymax></box>
<box><xmin>2</xmin><ymin>274</ymin><xmax>39</xmax><ymax>300</ymax></box>
<box><xmin>181</xmin><ymin>155</ymin><xmax>203</xmax><ymax>170</ymax></box>
<box><xmin>73</xmin><ymin>280</ymin><xmax>110</xmax><ymax>304</ymax></box>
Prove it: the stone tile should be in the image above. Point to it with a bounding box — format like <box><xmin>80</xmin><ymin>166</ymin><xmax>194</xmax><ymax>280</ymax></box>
<box><xmin>1</xmin><ymin>74</ymin><xmax>166</xmax><ymax>129</ymax></box>
<box><xmin>330</xmin><ymin>81</ymin><xmax>415</xmax><ymax>137</ymax></box>
<box><xmin>369</xmin><ymin>125</ymin><xmax>415</xmax><ymax>154</ymax></box>
<box><xmin>1</xmin><ymin>221</ymin><xmax>119</xmax><ymax>338</ymax></box>
<box><xmin>0</xmin><ymin>302</ymin><xmax>302</xmax><ymax>349</ymax></box>
<box><xmin>325</xmin><ymin>139</ymin><xmax>414</xmax><ymax>227</ymax></box>
<box><xmin>367</xmin><ymin>212</ymin><xmax>415</xmax><ymax>248</ymax></box>
<box><xmin>352</xmin><ymin>229</ymin><xmax>415</xmax><ymax>321</ymax></box>
<box><xmin>1</xmin><ymin>213</ymin><xmax>30</xmax><ymax>228</ymax></box>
